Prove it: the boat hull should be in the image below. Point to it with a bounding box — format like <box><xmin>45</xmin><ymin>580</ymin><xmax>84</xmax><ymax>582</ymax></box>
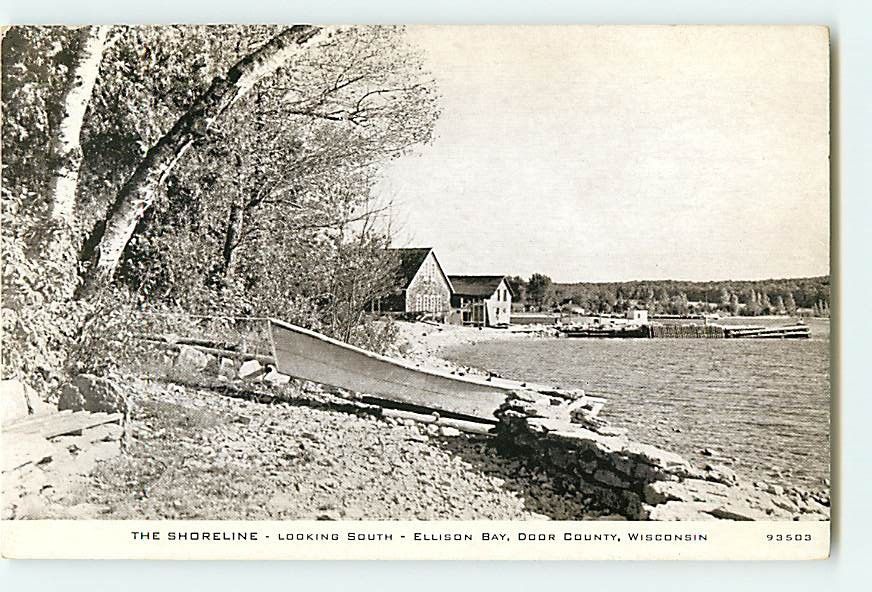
<box><xmin>268</xmin><ymin>319</ymin><xmax>514</xmax><ymax>421</ymax></box>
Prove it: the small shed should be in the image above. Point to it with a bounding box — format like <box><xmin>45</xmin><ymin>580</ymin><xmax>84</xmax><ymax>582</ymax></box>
<box><xmin>626</xmin><ymin>308</ymin><xmax>649</xmax><ymax>324</ymax></box>
<box><xmin>448</xmin><ymin>275</ymin><xmax>513</xmax><ymax>327</ymax></box>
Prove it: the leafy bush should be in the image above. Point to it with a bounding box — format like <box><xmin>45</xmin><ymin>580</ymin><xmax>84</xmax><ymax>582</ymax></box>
<box><xmin>348</xmin><ymin>316</ymin><xmax>400</xmax><ymax>355</ymax></box>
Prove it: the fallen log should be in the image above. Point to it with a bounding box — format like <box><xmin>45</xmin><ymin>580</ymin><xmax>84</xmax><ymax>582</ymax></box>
<box><xmin>133</xmin><ymin>333</ymin><xmax>245</xmax><ymax>351</ymax></box>
<box><xmin>136</xmin><ymin>337</ymin><xmax>275</xmax><ymax>365</ymax></box>
<box><xmin>380</xmin><ymin>408</ymin><xmax>496</xmax><ymax>436</ymax></box>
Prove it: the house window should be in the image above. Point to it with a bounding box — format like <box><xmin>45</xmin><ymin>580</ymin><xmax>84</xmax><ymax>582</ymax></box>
<box><xmin>415</xmin><ymin>294</ymin><xmax>422</xmax><ymax>312</ymax></box>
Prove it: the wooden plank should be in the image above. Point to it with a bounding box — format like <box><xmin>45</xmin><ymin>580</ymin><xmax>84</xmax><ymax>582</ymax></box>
<box><xmin>270</xmin><ymin>319</ymin><xmax>545</xmax><ymax>421</ymax></box>
<box><xmin>3</xmin><ymin>409</ymin><xmax>75</xmax><ymax>431</ymax></box>
<box><xmin>1</xmin><ymin>432</ymin><xmax>56</xmax><ymax>472</ymax></box>
<box><xmin>5</xmin><ymin>411</ymin><xmax>122</xmax><ymax>439</ymax></box>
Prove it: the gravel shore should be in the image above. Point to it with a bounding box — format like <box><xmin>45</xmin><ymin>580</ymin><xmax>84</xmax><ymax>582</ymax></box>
<box><xmin>9</xmin><ymin>321</ymin><xmax>826</xmax><ymax>521</ymax></box>
<box><xmin>36</xmin><ymin>375</ymin><xmax>616</xmax><ymax>520</ymax></box>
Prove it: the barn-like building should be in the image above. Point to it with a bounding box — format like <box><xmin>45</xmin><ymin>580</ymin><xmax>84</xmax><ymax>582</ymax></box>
<box><xmin>448</xmin><ymin>275</ymin><xmax>513</xmax><ymax>327</ymax></box>
<box><xmin>375</xmin><ymin>248</ymin><xmax>453</xmax><ymax>317</ymax></box>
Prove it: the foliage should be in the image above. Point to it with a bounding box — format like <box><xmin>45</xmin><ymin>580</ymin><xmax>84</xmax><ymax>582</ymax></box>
<box><xmin>2</xmin><ymin>25</ymin><xmax>439</xmax><ymax>395</ymax></box>
<box><xmin>526</xmin><ymin>273</ymin><xmax>554</xmax><ymax>311</ymax></box>
<box><xmin>510</xmin><ymin>274</ymin><xmax>831</xmax><ymax>317</ymax></box>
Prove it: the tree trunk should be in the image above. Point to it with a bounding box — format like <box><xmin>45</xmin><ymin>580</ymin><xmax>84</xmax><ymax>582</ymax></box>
<box><xmin>77</xmin><ymin>24</ymin><xmax>325</xmax><ymax>298</ymax></box>
<box><xmin>49</xmin><ymin>25</ymin><xmax>109</xmax><ymax>225</ymax></box>
<box><xmin>44</xmin><ymin>26</ymin><xmax>109</xmax><ymax>296</ymax></box>
<box><xmin>222</xmin><ymin>195</ymin><xmax>244</xmax><ymax>278</ymax></box>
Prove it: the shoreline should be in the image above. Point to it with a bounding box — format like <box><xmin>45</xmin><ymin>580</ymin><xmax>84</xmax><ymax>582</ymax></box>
<box><xmin>395</xmin><ymin>320</ymin><xmax>830</xmax><ymax>519</ymax></box>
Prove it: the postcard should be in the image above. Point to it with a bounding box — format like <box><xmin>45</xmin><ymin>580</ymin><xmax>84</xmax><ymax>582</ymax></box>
<box><xmin>0</xmin><ymin>24</ymin><xmax>830</xmax><ymax>559</ymax></box>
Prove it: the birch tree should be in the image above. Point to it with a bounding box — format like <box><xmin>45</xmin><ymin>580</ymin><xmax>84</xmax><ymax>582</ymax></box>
<box><xmin>114</xmin><ymin>27</ymin><xmax>438</xmax><ymax>322</ymax></box>
<box><xmin>47</xmin><ymin>26</ymin><xmax>109</xmax><ymax>226</ymax></box>
<box><xmin>78</xmin><ymin>25</ymin><xmax>328</xmax><ymax>297</ymax></box>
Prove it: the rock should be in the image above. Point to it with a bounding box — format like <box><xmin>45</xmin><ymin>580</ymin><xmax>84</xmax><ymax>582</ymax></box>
<box><xmin>643</xmin><ymin>478</ymin><xmax>733</xmax><ymax>505</ymax></box>
<box><xmin>709</xmin><ymin>502</ymin><xmax>769</xmax><ymax>521</ymax></box>
<box><xmin>438</xmin><ymin>426</ymin><xmax>461</xmax><ymax>437</ymax></box>
<box><xmin>175</xmin><ymin>345</ymin><xmax>210</xmax><ymax>375</ymax></box>
<box><xmin>58</xmin><ymin>374</ymin><xmax>127</xmax><ymax>414</ymax></box>
<box><xmin>701</xmin><ymin>448</ymin><xmax>717</xmax><ymax>457</ymax></box>
<box><xmin>593</xmin><ymin>469</ymin><xmax>630</xmax><ymax>489</ymax></box>
<box><xmin>545</xmin><ymin>426</ymin><xmax>628</xmax><ymax>455</ymax></box>
<box><xmin>765</xmin><ymin>483</ymin><xmax>785</xmax><ymax>496</ymax></box>
<box><xmin>703</xmin><ymin>463</ymin><xmax>738</xmax><ymax>486</ymax></box>
<box><xmin>645</xmin><ymin>501</ymin><xmax>720</xmax><ymax>521</ymax></box>
<box><xmin>1</xmin><ymin>379</ymin><xmax>31</xmax><ymax>424</ymax></box>
<box><xmin>623</xmin><ymin>441</ymin><xmax>689</xmax><ymax>472</ymax></box>
<box><xmin>238</xmin><ymin>359</ymin><xmax>264</xmax><ymax>380</ymax></box>
<box><xmin>263</xmin><ymin>368</ymin><xmax>291</xmax><ymax>386</ymax></box>
<box><xmin>218</xmin><ymin>358</ymin><xmax>237</xmax><ymax>381</ymax></box>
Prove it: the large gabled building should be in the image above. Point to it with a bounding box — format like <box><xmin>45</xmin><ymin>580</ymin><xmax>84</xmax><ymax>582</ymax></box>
<box><xmin>375</xmin><ymin>247</ymin><xmax>453</xmax><ymax>316</ymax></box>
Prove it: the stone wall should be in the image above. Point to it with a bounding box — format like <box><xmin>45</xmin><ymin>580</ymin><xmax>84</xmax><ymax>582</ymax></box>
<box><xmin>495</xmin><ymin>391</ymin><xmax>829</xmax><ymax>521</ymax></box>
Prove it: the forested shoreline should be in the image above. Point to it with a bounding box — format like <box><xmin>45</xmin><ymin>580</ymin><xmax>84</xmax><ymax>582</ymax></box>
<box><xmin>508</xmin><ymin>274</ymin><xmax>831</xmax><ymax>316</ymax></box>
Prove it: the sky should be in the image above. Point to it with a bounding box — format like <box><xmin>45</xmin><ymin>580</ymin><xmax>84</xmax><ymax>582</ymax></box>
<box><xmin>376</xmin><ymin>26</ymin><xmax>830</xmax><ymax>283</ymax></box>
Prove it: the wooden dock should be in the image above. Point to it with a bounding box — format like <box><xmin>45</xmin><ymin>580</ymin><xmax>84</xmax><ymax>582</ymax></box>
<box><xmin>720</xmin><ymin>324</ymin><xmax>810</xmax><ymax>339</ymax></box>
<box><xmin>559</xmin><ymin>323</ymin><xmax>810</xmax><ymax>340</ymax></box>
<box><xmin>650</xmin><ymin>324</ymin><xmax>725</xmax><ymax>338</ymax></box>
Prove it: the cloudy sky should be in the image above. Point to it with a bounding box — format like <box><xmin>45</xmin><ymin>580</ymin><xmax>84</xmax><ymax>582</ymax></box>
<box><xmin>377</xmin><ymin>25</ymin><xmax>830</xmax><ymax>283</ymax></box>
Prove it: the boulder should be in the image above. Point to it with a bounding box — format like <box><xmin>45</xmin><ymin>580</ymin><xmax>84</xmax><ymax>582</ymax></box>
<box><xmin>58</xmin><ymin>374</ymin><xmax>127</xmax><ymax>414</ymax></box>
<box><xmin>1</xmin><ymin>379</ymin><xmax>30</xmax><ymax>425</ymax></box>
<box><xmin>644</xmin><ymin>501</ymin><xmax>721</xmax><ymax>521</ymax></box>
<box><xmin>238</xmin><ymin>359</ymin><xmax>265</xmax><ymax>380</ymax></box>
<box><xmin>174</xmin><ymin>345</ymin><xmax>210</xmax><ymax>375</ymax></box>
<box><xmin>438</xmin><ymin>426</ymin><xmax>461</xmax><ymax>437</ymax></box>
<box><xmin>593</xmin><ymin>469</ymin><xmax>630</xmax><ymax>489</ymax></box>
<box><xmin>217</xmin><ymin>357</ymin><xmax>237</xmax><ymax>381</ymax></box>
<box><xmin>702</xmin><ymin>463</ymin><xmax>739</xmax><ymax>486</ymax></box>
<box><xmin>643</xmin><ymin>478</ymin><xmax>733</xmax><ymax>505</ymax></box>
<box><xmin>623</xmin><ymin>441</ymin><xmax>689</xmax><ymax>472</ymax></box>
<box><xmin>263</xmin><ymin>367</ymin><xmax>291</xmax><ymax>386</ymax></box>
<box><xmin>708</xmin><ymin>502</ymin><xmax>769</xmax><ymax>521</ymax></box>
<box><xmin>765</xmin><ymin>483</ymin><xmax>785</xmax><ymax>496</ymax></box>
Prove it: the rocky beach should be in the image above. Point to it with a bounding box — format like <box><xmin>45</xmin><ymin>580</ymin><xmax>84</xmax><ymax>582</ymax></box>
<box><xmin>2</xmin><ymin>321</ymin><xmax>829</xmax><ymax>521</ymax></box>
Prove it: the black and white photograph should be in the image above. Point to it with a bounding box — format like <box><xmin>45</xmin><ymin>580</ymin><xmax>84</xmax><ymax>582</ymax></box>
<box><xmin>0</xmin><ymin>24</ymin><xmax>830</xmax><ymax>559</ymax></box>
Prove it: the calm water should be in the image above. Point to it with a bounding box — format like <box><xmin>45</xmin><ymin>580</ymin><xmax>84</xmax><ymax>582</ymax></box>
<box><xmin>444</xmin><ymin>319</ymin><xmax>831</xmax><ymax>492</ymax></box>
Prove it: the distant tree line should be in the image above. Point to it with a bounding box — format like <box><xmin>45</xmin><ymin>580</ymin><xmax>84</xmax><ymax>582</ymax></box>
<box><xmin>507</xmin><ymin>275</ymin><xmax>831</xmax><ymax>317</ymax></box>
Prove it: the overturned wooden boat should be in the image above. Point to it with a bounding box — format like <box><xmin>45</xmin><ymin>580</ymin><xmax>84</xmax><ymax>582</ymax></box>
<box><xmin>268</xmin><ymin>319</ymin><xmax>599</xmax><ymax>423</ymax></box>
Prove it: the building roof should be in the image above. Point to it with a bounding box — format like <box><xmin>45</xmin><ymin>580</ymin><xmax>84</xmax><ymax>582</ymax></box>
<box><xmin>388</xmin><ymin>248</ymin><xmax>432</xmax><ymax>288</ymax></box>
<box><xmin>387</xmin><ymin>247</ymin><xmax>454</xmax><ymax>291</ymax></box>
<box><xmin>448</xmin><ymin>275</ymin><xmax>511</xmax><ymax>298</ymax></box>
